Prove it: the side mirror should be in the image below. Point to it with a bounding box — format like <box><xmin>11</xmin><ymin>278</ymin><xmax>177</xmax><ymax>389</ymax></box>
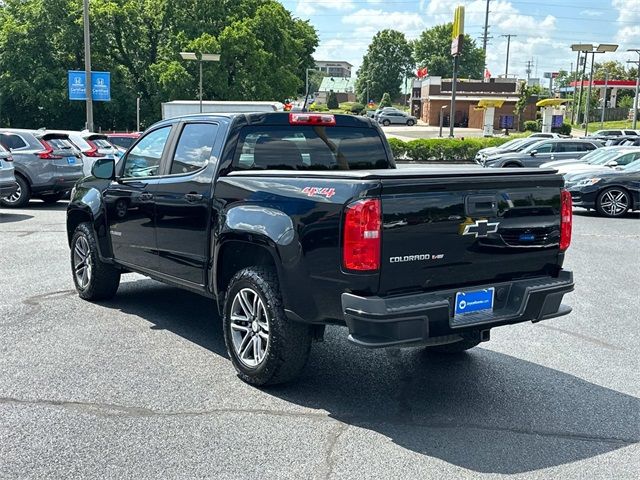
<box><xmin>91</xmin><ymin>158</ymin><xmax>115</xmax><ymax>179</ymax></box>
<box><xmin>605</xmin><ymin>160</ymin><xmax>618</xmax><ymax>167</ymax></box>
<box><xmin>530</xmin><ymin>150</ymin><xmax>538</xmax><ymax>156</ymax></box>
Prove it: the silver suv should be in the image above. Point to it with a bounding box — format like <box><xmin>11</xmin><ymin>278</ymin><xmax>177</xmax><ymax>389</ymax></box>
<box><xmin>0</xmin><ymin>129</ymin><xmax>83</xmax><ymax>207</ymax></box>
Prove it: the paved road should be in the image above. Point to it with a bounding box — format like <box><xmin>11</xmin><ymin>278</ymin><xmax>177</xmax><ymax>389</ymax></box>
<box><xmin>1</xmin><ymin>200</ymin><xmax>638</xmax><ymax>479</ymax></box>
<box><xmin>382</xmin><ymin>124</ymin><xmax>486</xmax><ymax>141</ymax></box>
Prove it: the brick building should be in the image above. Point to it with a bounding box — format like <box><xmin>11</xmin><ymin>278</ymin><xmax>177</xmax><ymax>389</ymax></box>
<box><xmin>411</xmin><ymin>77</ymin><xmax>538</xmax><ymax>130</ymax></box>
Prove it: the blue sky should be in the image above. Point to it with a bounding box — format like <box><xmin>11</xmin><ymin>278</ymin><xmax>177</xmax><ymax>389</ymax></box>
<box><xmin>280</xmin><ymin>0</ymin><xmax>640</xmax><ymax>80</ymax></box>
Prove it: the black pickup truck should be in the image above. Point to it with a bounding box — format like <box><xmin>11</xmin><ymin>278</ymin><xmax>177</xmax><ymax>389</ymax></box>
<box><xmin>67</xmin><ymin>113</ymin><xmax>574</xmax><ymax>385</ymax></box>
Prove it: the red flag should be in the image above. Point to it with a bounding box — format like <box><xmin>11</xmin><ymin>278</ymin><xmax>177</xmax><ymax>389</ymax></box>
<box><xmin>484</xmin><ymin>68</ymin><xmax>491</xmax><ymax>80</ymax></box>
<box><xmin>417</xmin><ymin>67</ymin><xmax>428</xmax><ymax>79</ymax></box>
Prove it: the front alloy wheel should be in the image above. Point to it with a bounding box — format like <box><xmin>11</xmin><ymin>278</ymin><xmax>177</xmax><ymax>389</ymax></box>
<box><xmin>73</xmin><ymin>235</ymin><xmax>93</xmax><ymax>289</ymax></box>
<box><xmin>597</xmin><ymin>188</ymin><xmax>630</xmax><ymax>217</ymax></box>
<box><xmin>229</xmin><ymin>288</ymin><xmax>270</xmax><ymax>367</ymax></box>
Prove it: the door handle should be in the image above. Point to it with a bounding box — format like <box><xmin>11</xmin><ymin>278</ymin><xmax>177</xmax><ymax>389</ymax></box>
<box><xmin>184</xmin><ymin>193</ymin><xmax>203</xmax><ymax>202</ymax></box>
<box><xmin>139</xmin><ymin>192</ymin><xmax>153</xmax><ymax>201</ymax></box>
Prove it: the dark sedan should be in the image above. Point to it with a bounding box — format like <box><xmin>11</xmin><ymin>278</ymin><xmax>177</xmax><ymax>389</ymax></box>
<box><xmin>484</xmin><ymin>139</ymin><xmax>602</xmax><ymax>168</ymax></box>
<box><xmin>566</xmin><ymin>159</ymin><xmax>640</xmax><ymax>217</ymax></box>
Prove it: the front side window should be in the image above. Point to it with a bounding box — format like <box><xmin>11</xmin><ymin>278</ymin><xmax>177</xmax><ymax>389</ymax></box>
<box><xmin>121</xmin><ymin>127</ymin><xmax>171</xmax><ymax>178</ymax></box>
<box><xmin>533</xmin><ymin>142</ymin><xmax>553</xmax><ymax>153</ymax></box>
<box><xmin>169</xmin><ymin>123</ymin><xmax>218</xmax><ymax>175</ymax></box>
<box><xmin>232</xmin><ymin>126</ymin><xmax>390</xmax><ymax>171</ymax></box>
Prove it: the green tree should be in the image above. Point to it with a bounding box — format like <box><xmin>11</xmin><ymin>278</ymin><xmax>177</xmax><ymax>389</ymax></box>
<box><xmin>0</xmin><ymin>0</ymin><xmax>319</xmax><ymax>129</ymax></box>
<box><xmin>379</xmin><ymin>92</ymin><xmax>392</xmax><ymax>108</ymax></box>
<box><xmin>327</xmin><ymin>90</ymin><xmax>338</xmax><ymax>109</ymax></box>
<box><xmin>413</xmin><ymin>23</ymin><xmax>485</xmax><ymax>79</ymax></box>
<box><xmin>355</xmin><ymin>29</ymin><xmax>414</xmax><ymax>104</ymax></box>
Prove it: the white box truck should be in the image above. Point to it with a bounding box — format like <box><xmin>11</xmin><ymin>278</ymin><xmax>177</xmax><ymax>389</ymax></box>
<box><xmin>161</xmin><ymin>100</ymin><xmax>284</xmax><ymax>119</ymax></box>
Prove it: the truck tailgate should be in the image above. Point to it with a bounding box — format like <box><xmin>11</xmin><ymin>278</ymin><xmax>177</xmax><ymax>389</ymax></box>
<box><xmin>379</xmin><ymin>172</ymin><xmax>564</xmax><ymax>295</ymax></box>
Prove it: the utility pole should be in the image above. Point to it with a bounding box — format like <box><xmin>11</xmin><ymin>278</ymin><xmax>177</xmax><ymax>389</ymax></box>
<box><xmin>600</xmin><ymin>71</ymin><xmax>608</xmax><ymax>127</ymax></box>
<box><xmin>82</xmin><ymin>0</ymin><xmax>93</xmax><ymax>131</ymax></box>
<box><xmin>482</xmin><ymin>0</ymin><xmax>491</xmax><ymax>59</ymax></box>
<box><xmin>576</xmin><ymin>54</ymin><xmax>588</xmax><ymax>124</ymax></box>
<box><xmin>501</xmin><ymin>34</ymin><xmax>516</xmax><ymax>77</ymax></box>
<box><xmin>628</xmin><ymin>49</ymin><xmax>640</xmax><ymax>130</ymax></box>
<box><xmin>525</xmin><ymin>59</ymin><xmax>533</xmax><ymax>83</ymax></box>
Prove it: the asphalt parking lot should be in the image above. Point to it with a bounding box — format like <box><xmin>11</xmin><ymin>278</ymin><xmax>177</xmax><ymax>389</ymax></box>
<box><xmin>1</xmin><ymin>201</ymin><xmax>638</xmax><ymax>479</ymax></box>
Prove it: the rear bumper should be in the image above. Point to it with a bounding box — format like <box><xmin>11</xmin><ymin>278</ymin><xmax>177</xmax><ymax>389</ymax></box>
<box><xmin>342</xmin><ymin>270</ymin><xmax>574</xmax><ymax>348</ymax></box>
<box><xmin>31</xmin><ymin>176</ymin><xmax>81</xmax><ymax>195</ymax></box>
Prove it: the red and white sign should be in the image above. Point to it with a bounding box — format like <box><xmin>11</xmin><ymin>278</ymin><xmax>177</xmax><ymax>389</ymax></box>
<box><xmin>417</xmin><ymin>67</ymin><xmax>428</xmax><ymax>79</ymax></box>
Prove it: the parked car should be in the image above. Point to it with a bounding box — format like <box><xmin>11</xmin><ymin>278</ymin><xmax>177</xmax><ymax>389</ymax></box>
<box><xmin>475</xmin><ymin>137</ymin><xmax>544</xmax><ymax>164</ymax></box>
<box><xmin>106</xmin><ymin>132</ymin><xmax>141</xmax><ymax>152</ymax></box>
<box><xmin>0</xmin><ymin>144</ymin><xmax>18</xmax><ymax>201</ymax></box>
<box><xmin>566</xmin><ymin>159</ymin><xmax>640</xmax><ymax>217</ymax></box>
<box><xmin>0</xmin><ymin>129</ymin><xmax>83</xmax><ymax>207</ymax></box>
<box><xmin>378</xmin><ymin>110</ymin><xmax>417</xmax><ymax>126</ymax></box>
<box><xmin>548</xmin><ymin>148</ymin><xmax>640</xmax><ymax>176</ymax></box>
<box><xmin>590</xmin><ymin>129</ymin><xmax>639</xmax><ymax>138</ymax></box>
<box><xmin>67</xmin><ymin>112</ymin><xmax>574</xmax><ymax>385</ymax></box>
<box><xmin>48</xmin><ymin>130</ymin><xmax>120</xmax><ymax>176</ymax></box>
<box><xmin>529</xmin><ymin>132</ymin><xmax>564</xmax><ymax>138</ymax></box>
<box><xmin>604</xmin><ymin>136</ymin><xmax>640</xmax><ymax>147</ymax></box>
<box><xmin>484</xmin><ymin>139</ymin><xmax>602</xmax><ymax>168</ymax></box>
<box><xmin>541</xmin><ymin>146</ymin><xmax>639</xmax><ymax>170</ymax></box>
<box><xmin>373</xmin><ymin>107</ymin><xmax>401</xmax><ymax>121</ymax></box>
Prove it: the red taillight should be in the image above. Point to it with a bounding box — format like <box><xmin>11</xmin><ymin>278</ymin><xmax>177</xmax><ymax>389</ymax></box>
<box><xmin>343</xmin><ymin>198</ymin><xmax>381</xmax><ymax>271</ymax></box>
<box><xmin>289</xmin><ymin>113</ymin><xmax>336</xmax><ymax>126</ymax></box>
<box><xmin>83</xmin><ymin>140</ymin><xmax>101</xmax><ymax>157</ymax></box>
<box><xmin>37</xmin><ymin>139</ymin><xmax>62</xmax><ymax>160</ymax></box>
<box><xmin>560</xmin><ymin>189</ymin><xmax>572</xmax><ymax>251</ymax></box>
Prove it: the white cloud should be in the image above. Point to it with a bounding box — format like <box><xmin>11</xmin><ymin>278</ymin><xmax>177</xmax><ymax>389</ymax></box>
<box><xmin>294</xmin><ymin>0</ymin><xmax>356</xmax><ymax>18</ymax></box>
<box><xmin>580</xmin><ymin>10</ymin><xmax>603</xmax><ymax>17</ymax></box>
<box><xmin>612</xmin><ymin>0</ymin><xmax>640</xmax><ymax>22</ymax></box>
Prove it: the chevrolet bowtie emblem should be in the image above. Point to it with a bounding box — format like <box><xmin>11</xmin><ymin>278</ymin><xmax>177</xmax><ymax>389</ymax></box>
<box><xmin>462</xmin><ymin>219</ymin><xmax>500</xmax><ymax>238</ymax></box>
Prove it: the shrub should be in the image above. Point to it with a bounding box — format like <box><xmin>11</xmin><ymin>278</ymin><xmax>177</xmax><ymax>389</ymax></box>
<box><xmin>523</xmin><ymin>120</ymin><xmax>539</xmax><ymax>132</ymax></box>
<box><xmin>349</xmin><ymin>102</ymin><xmax>365</xmax><ymax>114</ymax></box>
<box><xmin>388</xmin><ymin>136</ymin><xmax>525</xmax><ymax>162</ymax></box>
<box><xmin>379</xmin><ymin>92</ymin><xmax>392</xmax><ymax>108</ymax></box>
<box><xmin>553</xmin><ymin>122</ymin><xmax>572</xmax><ymax>135</ymax></box>
<box><xmin>309</xmin><ymin>103</ymin><xmax>328</xmax><ymax>112</ymax></box>
<box><xmin>327</xmin><ymin>90</ymin><xmax>339</xmax><ymax>109</ymax></box>
<box><xmin>387</xmin><ymin>138</ymin><xmax>407</xmax><ymax>158</ymax></box>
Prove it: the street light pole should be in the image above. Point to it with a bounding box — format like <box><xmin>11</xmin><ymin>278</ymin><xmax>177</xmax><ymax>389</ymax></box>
<box><xmin>628</xmin><ymin>49</ymin><xmax>640</xmax><ymax>130</ymax></box>
<box><xmin>584</xmin><ymin>51</ymin><xmax>596</xmax><ymax>136</ymax></box>
<box><xmin>600</xmin><ymin>71</ymin><xmax>608</xmax><ymax>128</ymax></box>
<box><xmin>572</xmin><ymin>50</ymin><xmax>581</xmax><ymax>123</ymax></box>
<box><xmin>82</xmin><ymin>0</ymin><xmax>93</xmax><ymax>131</ymax></box>
<box><xmin>180</xmin><ymin>52</ymin><xmax>220</xmax><ymax>113</ymax></box>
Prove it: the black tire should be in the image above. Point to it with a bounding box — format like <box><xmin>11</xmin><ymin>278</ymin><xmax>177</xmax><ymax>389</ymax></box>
<box><xmin>223</xmin><ymin>266</ymin><xmax>312</xmax><ymax>386</ymax></box>
<box><xmin>382</xmin><ymin>119</ymin><xmax>391</xmax><ymax>126</ymax></box>
<box><xmin>0</xmin><ymin>175</ymin><xmax>30</xmax><ymax>208</ymax></box>
<box><xmin>406</xmin><ymin>119</ymin><xmax>415</xmax><ymax>126</ymax></box>
<box><xmin>71</xmin><ymin>222</ymin><xmax>121</xmax><ymax>301</ymax></box>
<box><xmin>424</xmin><ymin>338</ymin><xmax>481</xmax><ymax>353</ymax></box>
<box><xmin>596</xmin><ymin>187</ymin><xmax>631</xmax><ymax>218</ymax></box>
<box><xmin>40</xmin><ymin>193</ymin><xmax>65</xmax><ymax>204</ymax></box>
<box><xmin>503</xmin><ymin>162</ymin><xmax>522</xmax><ymax>168</ymax></box>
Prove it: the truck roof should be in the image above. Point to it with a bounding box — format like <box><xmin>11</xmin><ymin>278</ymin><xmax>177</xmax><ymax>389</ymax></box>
<box><xmin>151</xmin><ymin>112</ymin><xmax>378</xmax><ymax>129</ymax></box>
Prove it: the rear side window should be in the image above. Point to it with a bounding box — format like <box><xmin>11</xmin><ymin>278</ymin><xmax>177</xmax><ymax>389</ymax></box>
<box><xmin>169</xmin><ymin>123</ymin><xmax>218</xmax><ymax>175</ymax></box>
<box><xmin>0</xmin><ymin>133</ymin><xmax>28</xmax><ymax>150</ymax></box>
<box><xmin>233</xmin><ymin>126</ymin><xmax>390</xmax><ymax>170</ymax></box>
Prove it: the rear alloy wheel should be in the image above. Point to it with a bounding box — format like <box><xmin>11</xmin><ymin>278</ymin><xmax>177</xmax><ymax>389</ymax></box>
<box><xmin>71</xmin><ymin>222</ymin><xmax>121</xmax><ymax>300</ymax></box>
<box><xmin>0</xmin><ymin>175</ymin><xmax>30</xmax><ymax>208</ymax></box>
<box><xmin>596</xmin><ymin>187</ymin><xmax>630</xmax><ymax>218</ymax></box>
<box><xmin>40</xmin><ymin>193</ymin><xmax>65</xmax><ymax>204</ymax></box>
<box><xmin>382</xmin><ymin>119</ymin><xmax>391</xmax><ymax>126</ymax></box>
<box><xmin>223</xmin><ymin>266</ymin><xmax>312</xmax><ymax>386</ymax></box>
<box><xmin>406</xmin><ymin>119</ymin><xmax>415</xmax><ymax>126</ymax></box>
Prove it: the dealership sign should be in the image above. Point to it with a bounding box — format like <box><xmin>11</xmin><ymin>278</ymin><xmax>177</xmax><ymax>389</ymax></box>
<box><xmin>68</xmin><ymin>71</ymin><xmax>111</xmax><ymax>101</ymax></box>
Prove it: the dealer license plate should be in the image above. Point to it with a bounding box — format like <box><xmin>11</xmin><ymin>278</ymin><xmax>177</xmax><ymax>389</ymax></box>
<box><xmin>454</xmin><ymin>288</ymin><xmax>495</xmax><ymax>317</ymax></box>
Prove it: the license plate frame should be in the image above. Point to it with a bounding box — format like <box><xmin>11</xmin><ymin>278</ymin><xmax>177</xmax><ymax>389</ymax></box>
<box><xmin>454</xmin><ymin>287</ymin><xmax>495</xmax><ymax>317</ymax></box>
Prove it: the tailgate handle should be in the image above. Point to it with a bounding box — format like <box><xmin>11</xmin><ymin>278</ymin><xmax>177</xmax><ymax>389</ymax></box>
<box><xmin>465</xmin><ymin>195</ymin><xmax>498</xmax><ymax>216</ymax></box>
